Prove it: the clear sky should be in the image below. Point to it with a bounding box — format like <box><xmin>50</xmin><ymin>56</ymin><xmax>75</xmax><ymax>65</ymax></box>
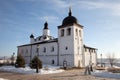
<box><xmin>0</xmin><ymin>0</ymin><xmax>120</xmax><ymax>58</ymax></box>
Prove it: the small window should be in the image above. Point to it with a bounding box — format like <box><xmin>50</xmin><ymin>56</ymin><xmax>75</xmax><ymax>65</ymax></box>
<box><xmin>36</xmin><ymin>48</ymin><xmax>39</xmax><ymax>53</ymax></box>
<box><xmin>51</xmin><ymin>46</ymin><xmax>54</xmax><ymax>52</ymax></box>
<box><xmin>65</xmin><ymin>46</ymin><xmax>68</xmax><ymax>50</ymax></box>
<box><xmin>43</xmin><ymin>47</ymin><xmax>46</xmax><ymax>53</ymax></box>
<box><xmin>89</xmin><ymin>49</ymin><xmax>91</xmax><ymax>52</ymax></box>
<box><xmin>79</xmin><ymin>30</ymin><xmax>81</xmax><ymax>37</ymax></box>
<box><xmin>92</xmin><ymin>49</ymin><xmax>94</xmax><ymax>52</ymax></box>
<box><xmin>51</xmin><ymin>60</ymin><xmax>54</xmax><ymax>64</ymax></box>
<box><xmin>61</xmin><ymin>29</ymin><xmax>64</xmax><ymax>37</ymax></box>
<box><xmin>76</xmin><ymin>29</ymin><xmax>78</xmax><ymax>36</ymax></box>
<box><xmin>67</xmin><ymin>28</ymin><xmax>71</xmax><ymax>35</ymax></box>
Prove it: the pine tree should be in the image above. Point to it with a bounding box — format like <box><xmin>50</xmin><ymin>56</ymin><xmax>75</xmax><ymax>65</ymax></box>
<box><xmin>30</xmin><ymin>56</ymin><xmax>42</xmax><ymax>69</ymax></box>
<box><xmin>15</xmin><ymin>54</ymin><xmax>25</xmax><ymax>68</ymax></box>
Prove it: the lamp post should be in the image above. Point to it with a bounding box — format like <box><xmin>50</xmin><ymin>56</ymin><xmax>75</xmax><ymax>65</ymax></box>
<box><xmin>101</xmin><ymin>54</ymin><xmax>102</xmax><ymax>67</ymax></box>
<box><xmin>12</xmin><ymin>52</ymin><xmax>15</xmax><ymax>65</ymax></box>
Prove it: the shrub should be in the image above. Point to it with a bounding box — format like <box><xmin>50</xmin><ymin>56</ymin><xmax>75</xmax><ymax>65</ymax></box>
<box><xmin>15</xmin><ymin>54</ymin><xmax>25</xmax><ymax>68</ymax></box>
<box><xmin>30</xmin><ymin>56</ymin><xmax>42</xmax><ymax>69</ymax></box>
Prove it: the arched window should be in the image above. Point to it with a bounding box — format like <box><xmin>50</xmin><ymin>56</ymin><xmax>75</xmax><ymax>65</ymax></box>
<box><xmin>61</xmin><ymin>29</ymin><xmax>64</xmax><ymax>37</ymax></box>
<box><xmin>36</xmin><ymin>48</ymin><xmax>39</xmax><ymax>53</ymax></box>
<box><xmin>79</xmin><ymin>30</ymin><xmax>81</xmax><ymax>37</ymax></box>
<box><xmin>51</xmin><ymin>46</ymin><xmax>54</xmax><ymax>52</ymax></box>
<box><xmin>52</xmin><ymin>60</ymin><xmax>54</xmax><ymax>64</ymax></box>
<box><xmin>67</xmin><ymin>28</ymin><xmax>71</xmax><ymax>35</ymax></box>
<box><xmin>65</xmin><ymin>46</ymin><xmax>68</xmax><ymax>50</ymax></box>
<box><xmin>43</xmin><ymin>47</ymin><xmax>46</xmax><ymax>53</ymax></box>
<box><xmin>76</xmin><ymin>29</ymin><xmax>78</xmax><ymax>36</ymax></box>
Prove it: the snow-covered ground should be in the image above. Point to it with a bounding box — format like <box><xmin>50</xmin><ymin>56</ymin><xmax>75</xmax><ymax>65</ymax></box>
<box><xmin>0</xmin><ymin>64</ymin><xmax>64</xmax><ymax>74</ymax></box>
<box><xmin>92</xmin><ymin>64</ymin><xmax>120</xmax><ymax>79</ymax></box>
<box><xmin>0</xmin><ymin>64</ymin><xmax>120</xmax><ymax>79</ymax></box>
<box><xmin>0</xmin><ymin>78</ymin><xmax>8</xmax><ymax>80</ymax></box>
<box><xmin>92</xmin><ymin>70</ymin><xmax>120</xmax><ymax>79</ymax></box>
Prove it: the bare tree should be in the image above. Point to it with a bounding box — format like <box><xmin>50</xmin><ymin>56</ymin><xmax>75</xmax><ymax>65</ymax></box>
<box><xmin>107</xmin><ymin>53</ymin><xmax>116</xmax><ymax>67</ymax></box>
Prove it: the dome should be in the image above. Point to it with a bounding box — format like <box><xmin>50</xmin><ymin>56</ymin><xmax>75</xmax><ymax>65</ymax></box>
<box><xmin>62</xmin><ymin>7</ymin><xmax>78</xmax><ymax>26</ymax></box>
<box><xmin>30</xmin><ymin>34</ymin><xmax>34</xmax><ymax>38</ymax></box>
<box><xmin>44</xmin><ymin>21</ymin><xmax>48</xmax><ymax>29</ymax></box>
<box><xmin>62</xmin><ymin>16</ymin><xmax>78</xmax><ymax>26</ymax></box>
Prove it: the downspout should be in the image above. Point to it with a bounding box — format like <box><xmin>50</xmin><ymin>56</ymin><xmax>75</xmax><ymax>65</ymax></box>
<box><xmin>30</xmin><ymin>44</ymin><xmax>32</xmax><ymax>64</ymax></box>
<box><xmin>57</xmin><ymin>42</ymin><xmax>59</xmax><ymax>66</ymax></box>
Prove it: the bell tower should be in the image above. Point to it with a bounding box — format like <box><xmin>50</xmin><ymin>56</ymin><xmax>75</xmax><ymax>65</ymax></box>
<box><xmin>43</xmin><ymin>21</ymin><xmax>50</xmax><ymax>36</ymax></box>
<box><xmin>58</xmin><ymin>8</ymin><xmax>84</xmax><ymax>67</ymax></box>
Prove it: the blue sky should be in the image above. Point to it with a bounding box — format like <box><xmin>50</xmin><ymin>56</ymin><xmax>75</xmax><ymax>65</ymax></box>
<box><xmin>0</xmin><ymin>0</ymin><xmax>120</xmax><ymax>58</ymax></box>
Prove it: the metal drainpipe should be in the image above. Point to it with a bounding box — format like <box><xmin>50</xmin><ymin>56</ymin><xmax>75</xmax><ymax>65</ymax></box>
<box><xmin>57</xmin><ymin>42</ymin><xmax>59</xmax><ymax>66</ymax></box>
<box><xmin>30</xmin><ymin>44</ymin><xmax>32</xmax><ymax>64</ymax></box>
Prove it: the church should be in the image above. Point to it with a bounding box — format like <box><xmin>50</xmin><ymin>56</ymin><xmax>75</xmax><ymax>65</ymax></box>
<box><xmin>17</xmin><ymin>8</ymin><xmax>97</xmax><ymax>68</ymax></box>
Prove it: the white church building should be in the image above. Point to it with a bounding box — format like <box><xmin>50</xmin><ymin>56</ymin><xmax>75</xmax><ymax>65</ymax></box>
<box><xmin>17</xmin><ymin>8</ymin><xmax>97</xmax><ymax>68</ymax></box>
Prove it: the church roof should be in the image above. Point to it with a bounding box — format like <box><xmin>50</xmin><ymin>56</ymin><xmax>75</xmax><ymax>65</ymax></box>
<box><xmin>58</xmin><ymin>8</ymin><xmax>83</xmax><ymax>28</ymax></box>
<box><xmin>30</xmin><ymin>34</ymin><xmax>34</xmax><ymax>38</ymax></box>
<box><xmin>62</xmin><ymin>8</ymin><xmax>78</xmax><ymax>26</ymax></box>
<box><xmin>18</xmin><ymin>38</ymin><xmax>58</xmax><ymax>47</ymax></box>
<box><xmin>84</xmin><ymin>45</ymin><xmax>97</xmax><ymax>50</ymax></box>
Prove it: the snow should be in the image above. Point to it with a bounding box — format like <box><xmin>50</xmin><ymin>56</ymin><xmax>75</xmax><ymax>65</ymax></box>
<box><xmin>92</xmin><ymin>70</ymin><xmax>120</xmax><ymax>79</ymax></box>
<box><xmin>0</xmin><ymin>78</ymin><xmax>8</xmax><ymax>80</ymax></box>
<box><xmin>0</xmin><ymin>64</ymin><xmax>64</xmax><ymax>74</ymax></box>
<box><xmin>1</xmin><ymin>64</ymin><xmax>120</xmax><ymax>79</ymax></box>
<box><xmin>92</xmin><ymin>65</ymin><xmax>120</xmax><ymax>79</ymax></box>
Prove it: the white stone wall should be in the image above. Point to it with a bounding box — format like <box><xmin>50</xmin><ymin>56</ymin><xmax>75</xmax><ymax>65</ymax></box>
<box><xmin>18</xmin><ymin>45</ymin><xmax>31</xmax><ymax>64</ymax></box>
<box><xmin>43</xmin><ymin>29</ymin><xmax>50</xmax><ymax>36</ymax></box>
<box><xmin>58</xmin><ymin>24</ymin><xmax>84</xmax><ymax>67</ymax></box>
<box><xmin>84</xmin><ymin>49</ymin><xmax>90</xmax><ymax>66</ymax></box>
<box><xmin>84</xmin><ymin>48</ymin><xmax>97</xmax><ymax>67</ymax></box>
<box><xmin>18</xmin><ymin>42</ymin><xmax>58</xmax><ymax>65</ymax></box>
<box><xmin>58</xmin><ymin>26</ymin><xmax>74</xmax><ymax>67</ymax></box>
<box><xmin>73</xmin><ymin>24</ymin><xmax>83</xmax><ymax>67</ymax></box>
<box><xmin>30</xmin><ymin>38</ymin><xmax>34</xmax><ymax>44</ymax></box>
<box><xmin>91</xmin><ymin>51</ymin><xmax>97</xmax><ymax>67</ymax></box>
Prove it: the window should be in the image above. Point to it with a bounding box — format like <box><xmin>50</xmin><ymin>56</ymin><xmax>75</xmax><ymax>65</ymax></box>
<box><xmin>76</xmin><ymin>29</ymin><xmax>78</xmax><ymax>36</ymax></box>
<box><xmin>36</xmin><ymin>48</ymin><xmax>39</xmax><ymax>53</ymax></box>
<box><xmin>51</xmin><ymin>46</ymin><xmax>54</xmax><ymax>52</ymax></box>
<box><xmin>43</xmin><ymin>47</ymin><xmax>46</xmax><ymax>53</ymax></box>
<box><xmin>51</xmin><ymin>60</ymin><xmax>54</xmax><ymax>64</ymax></box>
<box><xmin>91</xmin><ymin>50</ymin><xmax>93</xmax><ymax>53</ymax></box>
<box><xmin>67</xmin><ymin>28</ymin><xmax>71</xmax><ymax>35</ymax></box>
<box><xmin>89</xmin><ymin>49</ymin><xmax>91</xmax><ymax>52</ymax></box>
<box><xmin>61</xmin><ymin>29</ymin><xmax>64</xmax><ymax>37</ymax></box>
<box><xmin>79</xmin><ymin>30</ymin><xmax>81</xmax><ymax>37</ymax></box>
<box><xmin>65</xmin><ymin>46</ymin><xmax>68</xmax><ymax>50</ymax></box>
